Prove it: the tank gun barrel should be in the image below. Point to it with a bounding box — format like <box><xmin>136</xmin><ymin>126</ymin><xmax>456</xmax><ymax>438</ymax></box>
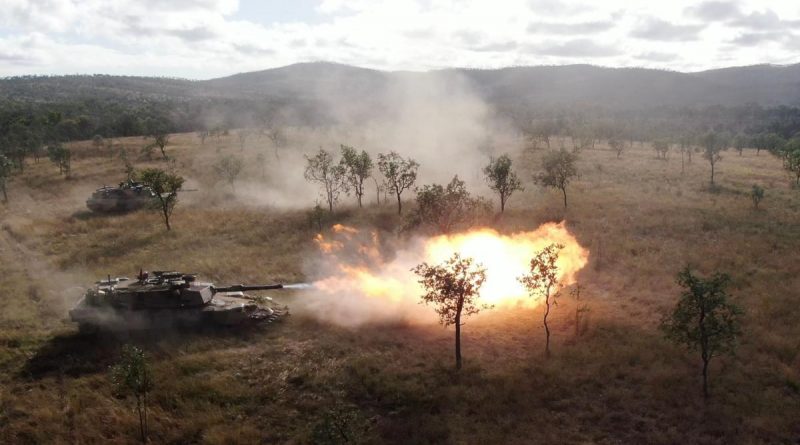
<box><xmin>213</xmin><ymin>283</ymin><xmax>284</xmax><ymax>293</ymax></box>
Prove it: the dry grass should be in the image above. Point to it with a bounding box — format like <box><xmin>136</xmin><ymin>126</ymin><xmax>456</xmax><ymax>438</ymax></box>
<box><xmin>1</xmin><ymin>132</ymin><xmax>799</xmax><ymax>444</ymax></box>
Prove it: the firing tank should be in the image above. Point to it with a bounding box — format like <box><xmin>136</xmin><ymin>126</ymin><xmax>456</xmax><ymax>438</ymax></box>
<box><xmin>69</xmin><ymin>270</ymin><xmax>286</xmax><ymax>331</ymax></box>
<box><xmin>86</xmin><ymin>180</ymin><xmax>156</xmax><ymax>213</ymax></box>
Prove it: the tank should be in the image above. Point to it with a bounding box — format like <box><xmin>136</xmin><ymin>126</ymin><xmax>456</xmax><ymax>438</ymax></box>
<box><xmin>86</xmin><ymin>180</ymin><xmax>156</xmax><ymax>213</ymax></box>
<box><xmin>69</xmin><ymin>270</ymin><xmax>286</xmax><ymax>331</ymax></box>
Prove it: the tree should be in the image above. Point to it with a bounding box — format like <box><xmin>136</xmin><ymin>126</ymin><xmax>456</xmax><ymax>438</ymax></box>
<box><xmin>311</xmin><ymin>402</ymin><xmax>369</xmax><ymax>444</ymax></box>
<box><xmin>106</xmin><ymin>137</ymin><xmax>116</xmax><ymax>160</ymax></box>
<box><xmin>701</xmin><ymin>132</ymin><xmax>727</xmax><ymax>187</ymax></box>
<box><xmin>518</xmin><ymin>243</ymin><xmax>565</xmax><ymax>357</ymax></box>
<box><xmin>47</xmin><ymin>144</ymin><xmax>71</xmax><ymax>178</ymax></box>
<box><xmin>237</xmin><ymin>129</ymin><xmax>252</xmax><ymax>150</ymax></box>
<box><xmin>660</xmin><ymin>266</ymin><xmax>742</xmax><ymax>399</ymax></box>
<box><xmin>377</xmin><ymin>151</ymin><xmax>419</xmax><ymax>214</ymax></box>
<box><xmin>410</xmin><ymin>176</ymin><xmax>491</xmax><ymax>234</ymax></box>
<box><xmin>0</xmin><ymin>154</ymin><xmax>12</xmax><ymax>203</ymax></box>
<box><xmin>92</xmin><ymin>134</ymin><xmax>104</xmax><ymax>155</ymax></box>
<box><xmin>197</xmin><ymin>130</ymin><xmax>208</xmax><ymax>145</ymax></box>
<box><xmin>777</xmin><ymin>138</ymin><xmax>800</xmax><ymax>186</ymax></box>
<box><xmin>139</xmin><ymin>168</ymin><xmax>184</xmax><ymax>231</ymax></box>
<box><xmin>754</xmin><ymin>133</ymin><xmax>784</xmax><ymax>156</ymax></box>
<box><xmin>653</xmin><ymin>139</ymin><xmax>670</xmax><ymax>160</ymax></box>
<box><xmin>536</xmin><ymin>149</ymin><xmax>578</xmax><ymax>208</ymax></box>
<box><xmin>413</xmin><ymin>253</ymin><xmax>488</xmax><ymax>369</ymax></box>
<box><xmin>732</xmin><ymin>134</ymin><xmax>747</xmax><ymax>156</ymax></box>
<box><xmin>151</xmin><ymin>132</ymin><xmax>170</xmax><ymax>160</ymax></box>
<box><xmin>483</xmin><ymin>154</ymin><xmax>523</xmax><ymax>213</ymax></box>
<box><xmin>609</xmin><ymin>138</ymin><xmax>625</xmax><ymax>158</ymax></box>
<box><xmin>256</xmin><ymin>152</ymin><xmax>266</xmax><ymax>179</ymax></box>
<box><xmin>265</xmin><ymin>127</ymin><xmax>286</xmax><ymax>160</ymax></box>
<box><xmin>339</xmin><ymin>145</ymin><xmax>373</xmax><ymax>208</ymax></box>
<box><xmin>111</xmin><ymin>345</ymin><xmax>153</xmax><ymax>443</ymax></box>
<box><xmin>751</xmin><ymin>184</ymin><xmax>764</xmax><ymax>209</ymax></box>
<box><xmin>304</xmin><ymin>148</ymin><xmax>345</xmax><ymax>212</ymax></box>
<box><xmin>213</xmin><ymin>155</ymin><xmax>243</xmax><ymax>191</ymax></box>
<box><xmin>570</xmin><ymin>284</ymin><xmax>590</xmax><ymax>338</ymax></box>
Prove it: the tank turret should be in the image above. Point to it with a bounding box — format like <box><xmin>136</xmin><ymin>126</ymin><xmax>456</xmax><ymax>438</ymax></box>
<box><xmin>69</xmin><ymin>270</ymin><xmax>286</xmax><ymax>331</ymax></box>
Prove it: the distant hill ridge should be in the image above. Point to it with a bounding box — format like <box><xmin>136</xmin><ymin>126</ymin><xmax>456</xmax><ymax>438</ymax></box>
<box><xmin>2</xmin><ymin>61</ymin><xmax>800</xmax><ymax>109</ymax></box>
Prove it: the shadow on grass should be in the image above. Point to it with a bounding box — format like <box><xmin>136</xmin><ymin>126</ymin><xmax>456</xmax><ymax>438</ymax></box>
<box><xmin>19</xmin><ymin>320</ymin><xmax>283</xmax><ymax>381</ymax></box>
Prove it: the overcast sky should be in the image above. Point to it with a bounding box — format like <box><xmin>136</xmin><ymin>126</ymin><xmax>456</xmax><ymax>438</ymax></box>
<box><xmin>0</xmin><ymin>0</ymin><xmax>798</xmax><ymax>79</ymax></box>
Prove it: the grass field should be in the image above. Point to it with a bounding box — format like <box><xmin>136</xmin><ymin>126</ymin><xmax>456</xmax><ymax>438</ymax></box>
<box><xmin>1</xmin><ymin>130</ymin><xmax>799</xmax><ymax>444</ymax></box>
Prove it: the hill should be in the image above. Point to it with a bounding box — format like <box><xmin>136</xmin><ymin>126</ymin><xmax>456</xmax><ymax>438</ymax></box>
<box><xmin>3</xmin><ymin>62</ymin><xmax>800</xmax><ymax>110</ymax></box>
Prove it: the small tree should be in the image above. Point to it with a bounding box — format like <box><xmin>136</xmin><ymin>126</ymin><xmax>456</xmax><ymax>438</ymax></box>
<box><xmin>536</xmin><ymin>149</ymin><xmax>578</xmax><ymax>208</ymax></box>
<box><xmin>111</xmin><ymin>345</ymin><xmax>153</xmax><ymax>443</ymax></box>
<box><xmin>518</xmin><ymin>243</ymin><xmax>564</xmax><ymax>358</ymax></box>
<box><xmin>266</xmin><ymin>127</ymin><xmax>286</xmax><ymax>160</ymax></box>
<box><xmin>339</xmin><ymin>145</ymin><xmax>373</xmax><ymax>208</ymax></box>
<box><xmin>256</xmin><ymin>152</ymin><xmax>266</xmax><ymax>179</ymax></box>
<box><xmin>609</xmin><ymin>138</ymin><xmax>624</xmax><ymax>158</ymax></box>
<box><xmin>413</xmin><ymin>253</ymin><xmax>488</xmax><ymax>370</ymax></box>
<box><xmin>751</xmin><ymin>184</ymin><xmax>764</xmax><ymax>209</ymax></box>
<box><xmin>483</xmin><ymin>154</ymin><xmax>523</xmax><ymax>213</ymax></box>
<box><xmin>732</xmin><ymin>134</ymin><xmax>747</xmax><ymax>156</ymax></box>
<box><xmin>653</xmin><ymin>139</ymin><xmax>670</xmax><ymax>160</ymax></box>
<box><xmin>92</xmin><ymin>134</ymin><xmax>104</xmax><ymax>154</ymax></box>
<box><xmin>410</xmin><ymin>176</ymin><xmax>491</xmax><ymax>234</ymax></box>
<box><xmin>0</xmin><ymin>154</ymin><xmax>12</xmax><ymax>203</ymax></box>
<box><xmin>139</xmin><ymin>168</ymin><xmax>184</xmax><ymax>231</ymax></box>
<box><xmin>777</xmin><ymin>138</ymin><xmax>800</xmax><ymax>186</ymax></box>
<box><xmin>106</xmin><ymin>138</ymin><xmax>116</xmax><ymax>160</ymax></box>
<box><xmin>660</xmin><ymin>266</ymin><xmax>742</xmax><ymax>399</ymax></box>
<box><xmin>237</xmin><ymin>129</ymin><xmax>251</xmax><ymax>150</ymax></box>
<box><xmin>304</xmin><ymin>148</ymin><xmax>345</xmax><ymax>212</ymax></box>
<box><xmin>701</xmin><ymin>132</ymin><xmax>727</xmax><ymax>187</ymax></box>
<box><xmin>197</xmin><ymin>130</ymin><xmax>208</xmax><ymax>145</ymax></box>
<box><xmin>311</xmin><ymin>401</ymin><xmax>369</xmax><ymax>444</ymax></box>
<box><xmin>47</xmin><ymin>144</ymin><xmax>71</xmax><ymax>178</ymax></box>
<box><xmin>213</xmin><ymin>155</ymin><xmax>243</xmax><ymax>191</ymax></box>
<box><xmin>152</xmin><ymin>132</ymin><xmax>170</xmax><ymax>160</ymax></box>
<box><xmin>570</xmin><ymin>284</ymin><xmax>589</xmax><ymax>338</ymax></box>
<box><xmin>377</xmin><ymin>151</ymin><xmax>419</xmax><ymax>214</ymax></box>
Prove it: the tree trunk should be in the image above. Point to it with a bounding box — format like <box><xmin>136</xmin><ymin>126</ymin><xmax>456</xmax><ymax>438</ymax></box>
<box><xmin>500</xmin><ymin>194</ymin><xmax>506</xmax><ymax>213</ymax></box>
<box><xmin>710</xmin><ymin>161</ymin><xmax>715</xmax><ymax>187</ymax></box>
<box><xmin>561</xmin><ymin>187</ymin><xmax>568</xmax><ymax>208</ymax></box>
<box><xmin>544</xmin><ymin>295</ymin><xmax>552</xmax><ymax>358</ymax></box>
<box><xmin>1</xmin><ymin>184</ymin><xmax>6</xmax><ymax>203</ymax></box>
<box><xmin>163</xmin><ymin>207</ymin><xmax>171</xmax><ymax>231</ymax></box>
<box><xmin>455</xmin><ymin>312</ymin><xmax>462</xmax><ymax>370</ymax></box>
<box><xmin>396</xmin><ymin>193</ymin><xmax>402</xmax><ymax>215</ymax></box>
<box><xmin>702</xmin><ymin>355</ymin><xmax>709</xmax><ymax>400</ymax></box>
<box><xmin>136</xmin><ymin>397</ymin><xmax>145</xmax><ymax>443</ymax></box>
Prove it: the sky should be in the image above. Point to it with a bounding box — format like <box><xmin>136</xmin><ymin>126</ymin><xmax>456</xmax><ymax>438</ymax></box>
<box><xmin>0</xmin><ymin>0</ymin><xmax>798</xmax><ymax>79</ymax></box>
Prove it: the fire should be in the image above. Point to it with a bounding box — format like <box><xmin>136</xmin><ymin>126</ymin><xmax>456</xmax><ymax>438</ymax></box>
<box><xmin>306</xmin><ymin>223</ymin><xmax>588</xmax><ymax>325</ymax></box>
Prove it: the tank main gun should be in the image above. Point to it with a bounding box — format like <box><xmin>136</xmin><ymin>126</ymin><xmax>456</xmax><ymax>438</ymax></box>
<box><xmin>212</xmin><ymin>284</ymin><xmax>284</xmax><ymax>293</ymax></box>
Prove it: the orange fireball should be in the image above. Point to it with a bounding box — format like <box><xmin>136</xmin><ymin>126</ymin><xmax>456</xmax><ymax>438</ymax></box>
<box><xmin>307</xmin><ymin>222</ymin><xmax>589</xmax><ymax>325</ymax></box>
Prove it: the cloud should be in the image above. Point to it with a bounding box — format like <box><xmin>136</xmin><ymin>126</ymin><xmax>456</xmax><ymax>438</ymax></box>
<box><xmin>531</xmin><ymin>39</ymin><xmax>621</xmax><ymax>58</ymax></box>
<box><xmin>0</xmin><ymin>0</ymin><xmax>799</xmax><ymax>77</ymax></box>
<box><xmin>636</xmin><ymin>51</ymin><xmax>679</xmax><ymax>62</ymax></box>
<box><xmin>632</xmin><ymin>18</ymin><xmax>705</xmax><ymax>41</ymax></box>
<box><xmin>471</xmin><ymin>41</ymin><xmax>519</xmax><ymax>53</ymax></box>
<box><xmin>527</xmin><ymin>20</ymin><xmax>614</xmax><ymax>35</ymax></box>
<box><xmin>686</xmin><ymin>1</ymin><xmax>742</xmax><ymax>21</ymax></box>
<box><xmin>730</xmin><ymin>31</ymin><xmax>787</xmax><ymax>46</ymax></box>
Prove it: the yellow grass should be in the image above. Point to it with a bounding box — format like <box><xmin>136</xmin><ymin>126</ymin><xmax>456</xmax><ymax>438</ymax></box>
<box><xmin>1</xmin><ymin>131</ymin><xmax>799</xmax><ymax>443</ymax></box>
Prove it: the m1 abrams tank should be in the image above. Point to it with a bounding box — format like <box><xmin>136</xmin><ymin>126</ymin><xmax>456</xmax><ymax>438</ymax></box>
<box><xmin>69</xmin><ymin>270</ymin><xmax>286</xmax><ymax>331</ymax></box>
<box><xmin>86</xmin><ymin>180</ymin><xmax>156</xmax><ymax>213</ymax></box>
